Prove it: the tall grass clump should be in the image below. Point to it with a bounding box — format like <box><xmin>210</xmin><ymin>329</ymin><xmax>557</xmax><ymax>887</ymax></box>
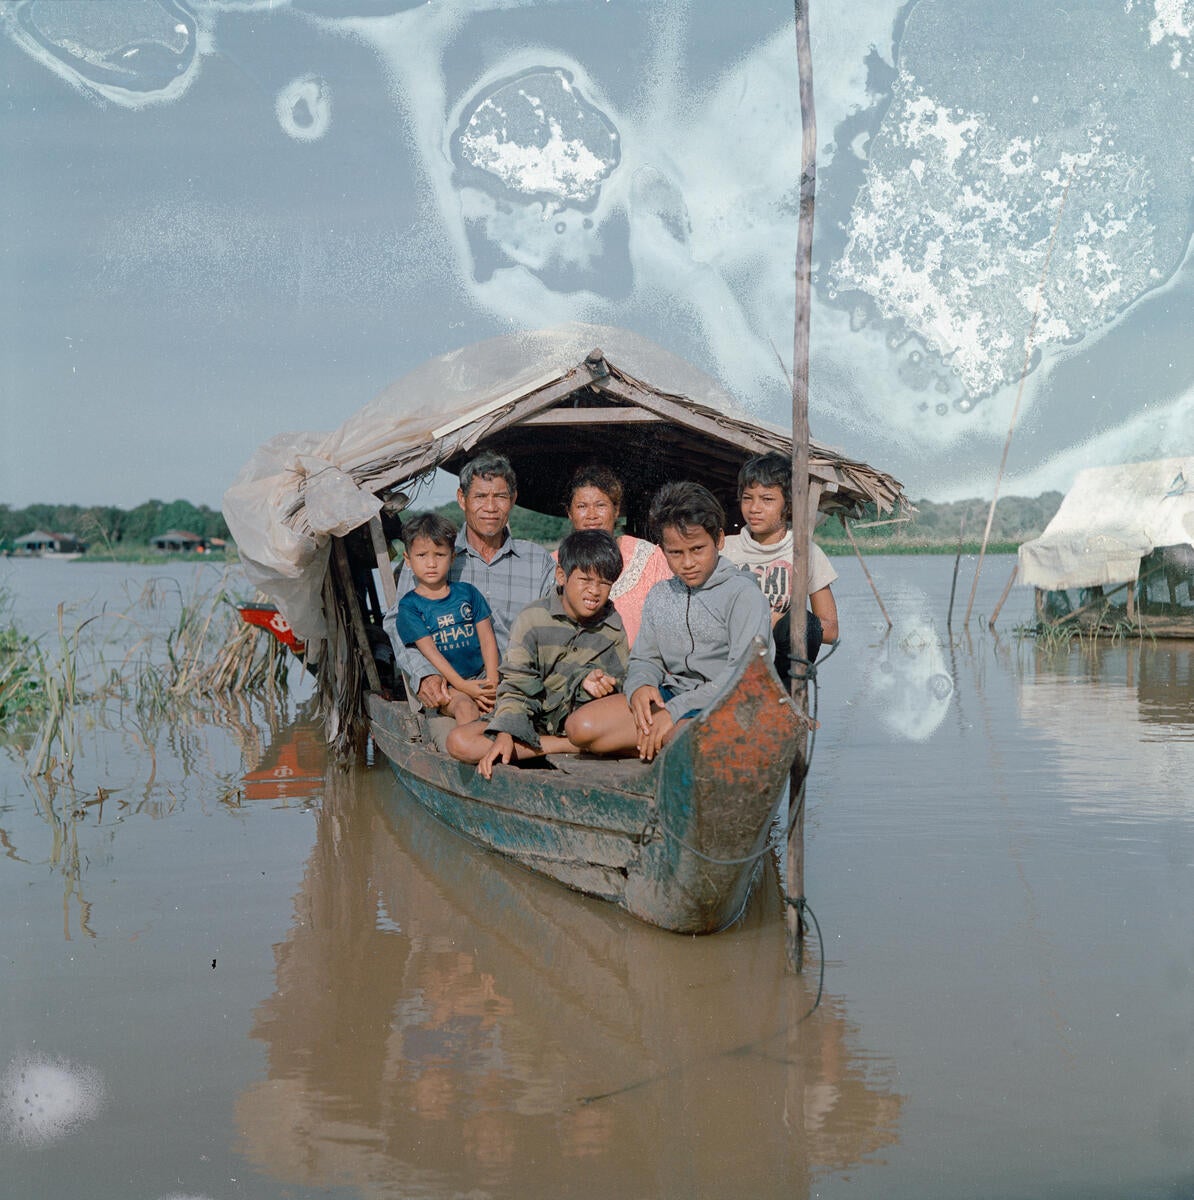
<box><xmin>0</xmin><ymin>586</ymin><xmax>47</xmax><ymax>725</ymax></box>
<box><xmin>2</xmin><ymin>571</ymin><xmax>299</xmax><ymax>783</ymax></box>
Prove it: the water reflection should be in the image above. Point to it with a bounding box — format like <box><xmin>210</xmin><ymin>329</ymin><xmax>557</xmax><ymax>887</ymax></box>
<box><xmin>237</xmin><ymin>747</ymin><xmax>904</xmax><ymax>1197</ymax></box>
<box><xmin>1018</xmin><ymin>641</ymin><xmax>1194</xmax><ymax>818</ymax></box>
<box><xmin>862</xmin><ymin>619</ymin><xmax>954</xmax><ymax>743</ymax></box>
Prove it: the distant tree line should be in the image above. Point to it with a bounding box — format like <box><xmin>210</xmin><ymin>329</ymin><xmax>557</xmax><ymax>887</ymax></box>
<box><xmin>0</xmin><ymin>490</ymin><xmax>1063</xmax><ymax>555</ymax></box>
<box><xmin>819</xmin><ymin>491</ymin><xmax>1064</xmax><ymax>547</ymax></box>
<box><xmin>0</xmin><ymin>500</ymin><xmax>231</xmax><ymax>548</ymax></box>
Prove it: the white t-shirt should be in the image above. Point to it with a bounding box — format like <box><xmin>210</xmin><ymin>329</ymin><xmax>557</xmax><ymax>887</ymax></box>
<box><xmin>721</xmin><ymin>529</ymin><xmax>837</xmax><ymax>617</ymax></box>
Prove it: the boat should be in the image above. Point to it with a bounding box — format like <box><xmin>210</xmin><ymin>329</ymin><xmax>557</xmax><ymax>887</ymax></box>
<box><xmin>224</xmin><ymin>324</ymin><xmax>905</xmax><ymax>933</ymax></box>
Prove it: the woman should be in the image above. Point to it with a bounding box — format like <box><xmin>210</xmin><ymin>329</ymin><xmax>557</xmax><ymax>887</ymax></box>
<box><xmin>560</xmin><ymin>464</ymin><xmax>671</xmax><ymax>644</ymax></box>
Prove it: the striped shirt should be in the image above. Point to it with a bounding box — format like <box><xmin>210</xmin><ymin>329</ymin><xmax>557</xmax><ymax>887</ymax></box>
<box><xmin>487</xmin><ymin>591</ymin><xmax>630</xmax><ymax>750</ymax></box>
<box><xmin>385</xmin><ymin>526</ymin><xmax>556</xmax><ymax>694</ymax></box>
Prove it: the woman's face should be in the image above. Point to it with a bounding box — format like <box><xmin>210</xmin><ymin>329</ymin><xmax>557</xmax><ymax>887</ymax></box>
<box><xmin>568</xmin><ymin>485</ymin><xmax>619</xmax><ymax>534</ymax></box>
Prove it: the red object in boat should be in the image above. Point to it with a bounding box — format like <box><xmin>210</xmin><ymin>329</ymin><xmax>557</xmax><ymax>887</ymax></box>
<box><xmin>238</xmin><ymin>604</ymin><xmax>306</xmax><ymax>654</ymax></box>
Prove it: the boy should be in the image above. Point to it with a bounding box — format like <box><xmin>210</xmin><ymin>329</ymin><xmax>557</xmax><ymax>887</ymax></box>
<box><xmin>393</xmin><ymin>512</ymin><xmax>500</xmax><ymax>724</ymax></box>
<box><xmin>446</xmin><ymin>529</ymin><xmax>630</xmax><ymax>779</ymax></box>
<box><xmin>721</xmin><ymin>451</ymin><xmax>838</xmax><ymax>675</ymax></box>
<box><xmin>566</xmin><ymin>481</ymin><xmax>772</xmax><ymax>762</ymax></box>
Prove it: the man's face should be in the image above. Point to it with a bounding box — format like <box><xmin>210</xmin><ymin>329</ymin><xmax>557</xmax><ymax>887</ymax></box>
<box><xmin>458</xmin><ymin>473</ymin><xmax>515</xmax><ymax>539</ymax></box>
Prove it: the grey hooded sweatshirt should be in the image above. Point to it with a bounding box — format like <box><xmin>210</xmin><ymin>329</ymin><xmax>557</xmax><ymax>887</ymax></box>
<box><xmin>623</xmin><ymin>556</ymin><xmax>773</xmax><ymax>721</ymax></box>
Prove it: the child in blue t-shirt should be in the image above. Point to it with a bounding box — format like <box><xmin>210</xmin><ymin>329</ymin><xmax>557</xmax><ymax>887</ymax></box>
<box><xmin>395</xmin><ymin>512</ymin><xmax>500</xmax><ymax>724</ymax></box>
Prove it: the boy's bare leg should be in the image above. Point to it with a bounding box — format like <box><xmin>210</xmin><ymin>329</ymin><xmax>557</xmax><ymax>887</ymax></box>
<box><xmin>443</xmin><ymin>688</ymin><xmax>480</xmax><ymax>726</ymax></box>
<box><xmin>538</xmin><ymin>734</ymin><xmax>578</xmax><ymax>756</ymax></box>
<box><xmin>445</xmin><ymin>719</ymin><xmax>492</xmax><ymax>763</ymax></box>
<box><xmin>565</xmin><ymin>695</ymin><xmax>640</xmax><ymax>756</ymax></box>
<box><xmin>446</xmin><ymin>723</ymin><xmax>579</xmax><ymax>764</ymax></box>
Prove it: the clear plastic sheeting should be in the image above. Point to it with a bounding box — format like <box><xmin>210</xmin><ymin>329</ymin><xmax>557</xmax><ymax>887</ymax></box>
<box><xmin>222</xmin><ymin>323</ymin><xmax>743</xmax><ymax>643</ymax></box>
<box><xmin>1018</xmin><ymin>457</ymin><xmax>1194</xmax><ymax>590</ymax></box>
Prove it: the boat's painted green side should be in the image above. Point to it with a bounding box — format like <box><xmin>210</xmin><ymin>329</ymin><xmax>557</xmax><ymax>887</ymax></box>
<box><xmin>367</xmin><ymin>640</ymin><xmax>802</xmax><ymax>934</ymax></box>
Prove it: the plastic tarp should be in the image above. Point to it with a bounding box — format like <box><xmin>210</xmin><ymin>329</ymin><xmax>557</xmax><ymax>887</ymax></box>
<box><xmin>222</xmin><ymin>324</ymin><xmax>746</xmax><ymax>643</ymax></box>
<box><xmin>1018</xmin><ymin>457</ymin><xmax>1194</xmax><ymax>590</ymax></box>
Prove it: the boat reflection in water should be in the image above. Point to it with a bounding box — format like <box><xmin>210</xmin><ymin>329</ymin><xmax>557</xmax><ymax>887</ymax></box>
<box><xmin>235</xmin><ymin>725</ymin><xmax>904</xmax><ymax>1197</ymax></box>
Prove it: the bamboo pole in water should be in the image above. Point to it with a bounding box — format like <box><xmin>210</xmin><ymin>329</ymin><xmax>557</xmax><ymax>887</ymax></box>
<box><xmin>989</xmin><ymin>562</ymin><xmax>1018</xmax><ymax>628</ymax></box>
<box><xmin>786</xmin><ymin>0</ymin><xmax>816</xmax><ymax>967</ymax></box>
<box><xmin>963</xmin><ymin>162</ymin><xmax>1076</xmax><ymax>627</ymax></box>
<box><xmin>946</xmin><ymin>514</ymin><xmax>966</xmax><ymax>632</ymax></box>
<box><xmin>842</xmin><ymin>516</ymin><xmax>892</xmax><ymax>628</ymax></box>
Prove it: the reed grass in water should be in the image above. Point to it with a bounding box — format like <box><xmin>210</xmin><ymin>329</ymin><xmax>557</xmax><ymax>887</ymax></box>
<box><xmin>0</xmin><ymin>572</ymin><xmax>296</xmax><ymax>781</ymax></box>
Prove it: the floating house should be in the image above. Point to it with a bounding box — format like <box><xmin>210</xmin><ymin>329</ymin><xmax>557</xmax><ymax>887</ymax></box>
<box><xmin>13</xmin><ymin>530</ymin><xmax>86</xmax><ymax>556</ymax></box>
<box><xmin>1018</xmin><ymin>457</ymin><xmax>1194</xmax><ymax>638</ymax></box>
<box><xmin>150</xmin><ymin>530</ymin><xmax>207</xmax><ymax>553</ymax></box>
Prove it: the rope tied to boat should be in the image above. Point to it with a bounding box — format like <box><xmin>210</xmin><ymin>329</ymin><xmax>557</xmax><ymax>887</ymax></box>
<box><xmin>786</xmin><ymin>637</ymin><xmax>836</xmax><ymax>836</ymax></box>
<box><xmin>645</xmin><ymin>808</ymin><xmax>780</xmax><ymax>867</ymax></box>
<box><xmin>783</xmin><ymin>894</ymin><xmax>825</xmax><ymax>1010</ymax></box>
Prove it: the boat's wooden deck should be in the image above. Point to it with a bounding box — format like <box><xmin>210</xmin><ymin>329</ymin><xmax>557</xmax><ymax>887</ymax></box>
<box><xmin>405</xmin><ymin>714</ymin><xmax>658</xmax><ymax>796</ymax></box>
<box><xmin>542</xmin><ymin>753</ymin><xmax>656</xmax><ymax>794</ymax></box>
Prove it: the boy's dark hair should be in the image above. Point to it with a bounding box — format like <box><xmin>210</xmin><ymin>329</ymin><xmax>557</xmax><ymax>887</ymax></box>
<box><xmin>459</xmin><ymin>451</ymin><xmax>517</xmax><ymax>496</ymax></box>
<box><xmin>402</xmin><ymin>511</ymin><xmax>457</xmax><ymax>550</ymax></box>
<box><xmin>648</xmin><ymin>481</ymin><xmax>725</xmax><ymax>543</ymax></box>
<box><xmin>565</xmin><ymin>463</ymin><xmax>624</xmax><ymax>512</ymax></box>
<box><xmin>737</xmin><ymin>452</ymin><xmax>792</xmax><ymax>518</ymax></box>
<box><xmin>557</xmin><ymin>529</ymin><xmax>623</xmax><ymax>583</ymax></box>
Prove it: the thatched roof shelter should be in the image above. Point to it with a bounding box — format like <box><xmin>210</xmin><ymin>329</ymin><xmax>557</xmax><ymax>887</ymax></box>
<box><xmin>225</xmin><ymin>324</ymin><xmax>907</xmax><ymax>645</ymax></box>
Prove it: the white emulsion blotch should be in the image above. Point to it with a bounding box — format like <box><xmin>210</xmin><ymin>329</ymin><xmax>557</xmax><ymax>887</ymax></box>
<box><xmin>276</xmin><ymin>75</ymin><xmax>332</xmax><ymax>142</ymax></box>
<box><xmin>0</xmin><ymin>1053</ymin><xmax>106</xmax><ymax>1147</ymax></box>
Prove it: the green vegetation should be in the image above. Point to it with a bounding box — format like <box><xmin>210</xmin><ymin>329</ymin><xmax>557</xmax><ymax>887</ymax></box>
<box><xmin>0</xmin><ymin>488</ymin><xmax>1063</xmax><ymax>559</ymax></box>
<box><xmin>0</xmin><ymin>574</ymin><xmax>295</xmax><ymax>780</ymax></box>
<box><xmin>0</xmin><ymin>588</ymin><xmax>46</xmax><ymax>724</ymax></box>
<box><xmin>816</xmin><ymin>492</ymin><xmax>1063</xmax><ymax>556</ymax></box>
<box><xmin>0</xmin><ymin>498</ymin><xmax>230</xmax><ymax>556</ymax></box>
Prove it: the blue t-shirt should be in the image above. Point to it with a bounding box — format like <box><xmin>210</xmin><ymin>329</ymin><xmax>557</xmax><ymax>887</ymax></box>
<box><xmin>395</xmin><ymin>581</ymin><xmax>492</xmax><ymax>682</ymax></box>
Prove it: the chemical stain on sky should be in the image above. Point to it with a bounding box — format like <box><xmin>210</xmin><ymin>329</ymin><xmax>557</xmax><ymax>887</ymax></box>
<box><xmin>2</xmin><ymin>0</ymin><xmax>1193</xmax><ymax>506</ymax></box>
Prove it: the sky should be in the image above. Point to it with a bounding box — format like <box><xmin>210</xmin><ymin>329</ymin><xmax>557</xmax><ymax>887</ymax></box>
<box><xmin>2</xmin><ymin>0</ymin><xmax>1193</xmax><ymax>512</ymax></box>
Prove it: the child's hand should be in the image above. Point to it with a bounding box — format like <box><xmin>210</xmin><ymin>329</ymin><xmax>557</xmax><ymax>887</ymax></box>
<box><xmin>460</xmin><ymin>677</ymin><xmax>494</xmax><ymax>706</ymax></box>
<box><xmin>466</xmin><ymin>675</ymin><xmax>498</xmax><ymax>715</ymax></box>
<box><xmin>478</xmin><ymin>731</ymin><xmax>514</xmax><ymax>780</ymax></box>
<box><xmin>636</xmin><ymin>706</ymin><xmax>675</xmax><ymax>762</ymax></box>
<box><xmin>581</xmin><ymin>669</ymin><xmax>618</xmax><ymax>699</ymax></box>
<box><xmin>630</xmin><ymin>686</ymin><xmax>665</xmax><ymax>735</ymax></box>
<box><xmin>417</xmin><ymin>675</ymin><xmax>452</xmax><ymax>710</ymax></box>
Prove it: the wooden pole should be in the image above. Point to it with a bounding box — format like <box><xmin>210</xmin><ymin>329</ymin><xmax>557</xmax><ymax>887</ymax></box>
<box><xmin>989</xmin><ymin>562</ymin><xmax>1018</xmax><ymax>628</ymax></box>
<box><xmin>331</xmin><ymin>537</ymin><xmax>383</xmax><ymax>695</ymax></box>
<box><xmin>842</xmin><ymin>515</ymin><xmax>892</xmax><ymax>628</ymax></box>
<box><xmin>786</xmin><ymin>0</ymin><xmax>816</xmax><ymax>968</ymax></box>
<box><xmin>946</xmin><ymin>515</ymin><xmax>966</xmax><ymax>631</ymax></box>
<box><xmin>369</xmin><ymin>514</ymin><xmax>398</xmax><ymax>610</ymax></box>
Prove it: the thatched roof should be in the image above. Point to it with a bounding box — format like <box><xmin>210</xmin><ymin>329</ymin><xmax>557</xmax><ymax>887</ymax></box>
<box><xmin>224</xmin><ymin>324</ymin><xmax>907</xmax><ymax>642</ymax></box>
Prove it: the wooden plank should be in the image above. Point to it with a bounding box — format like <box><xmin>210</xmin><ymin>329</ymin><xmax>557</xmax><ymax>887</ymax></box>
<box><xmin>595</xmin><ymin>377</ymin><xmax>783</xmax><ymax>456</ymax></box>
<box><xmin>331</xmin><ymin>536</ymin><xmax>383</xmax><ymax>694</ymax></box>
<box><xmin>519</xmin><ymin>407</ymin><xmax>663</xmax><ymax>426</ymax></box>
<box><xmin>368</xmin><ymin>515</ymin><xmax>397</xmax><ymax>610</ymax></box>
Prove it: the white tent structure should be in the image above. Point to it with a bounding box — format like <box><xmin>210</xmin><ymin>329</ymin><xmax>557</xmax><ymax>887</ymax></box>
<box><xmin>1019</xmin><ymin>458</ymin><xmax>1194</xmax><ymax>589</ymax></box>
<box><xmin>1018</xmin><ymin>457</ymin><xmax>1194</xmax><ymax>634</ymax></box>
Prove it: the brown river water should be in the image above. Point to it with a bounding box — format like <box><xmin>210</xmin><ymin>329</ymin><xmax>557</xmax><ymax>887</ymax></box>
<box><xmin>2</xmin><ymin>554</ymin><xmax>1192</xmax><ymax>1199</ymax></box>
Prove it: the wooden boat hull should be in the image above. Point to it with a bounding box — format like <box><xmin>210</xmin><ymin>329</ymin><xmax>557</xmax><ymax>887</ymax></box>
<box><xmin>367</xmin><ymin>641</ymin><xmax>802</xmax><ymax>934</ymax></box>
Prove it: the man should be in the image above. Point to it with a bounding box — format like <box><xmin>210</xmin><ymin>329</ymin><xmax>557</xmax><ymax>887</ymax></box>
<box><xmin>384</xmin><ymin>451</ymin><xmax>555</xmax><ymax>710</ymax></box>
